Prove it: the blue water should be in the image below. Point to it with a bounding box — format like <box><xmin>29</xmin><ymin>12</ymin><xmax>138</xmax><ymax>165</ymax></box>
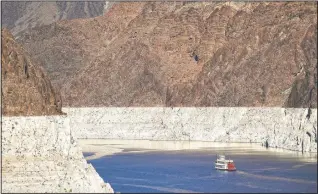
<box><xmin>86</xmin><ymin>151</ymin><xmax>317</xmax><ymax>193</ymax></box>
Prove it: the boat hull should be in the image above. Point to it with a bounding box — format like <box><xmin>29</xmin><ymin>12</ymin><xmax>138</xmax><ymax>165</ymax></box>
<box><xmin>215</xmin><ymin>168</ymin><xmax>236</xmax><ymax>171</ymax></box>
<box><xmin>215</xmin><ymin>166</ymin><xmax>236</xmax><ymax>171</ymax></box>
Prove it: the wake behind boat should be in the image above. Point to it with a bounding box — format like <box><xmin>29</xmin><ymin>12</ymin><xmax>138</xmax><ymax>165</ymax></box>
<box><xmin>215</xmin><ymin>154</ymin><xmax>236</xmax><ymax>171</ymax></box>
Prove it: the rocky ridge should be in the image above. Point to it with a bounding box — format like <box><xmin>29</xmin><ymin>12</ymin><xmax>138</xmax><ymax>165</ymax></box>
<box><xmin>1</xmin><ymin>29</ymin><xmax>62</xmax><ymax>116</ymax></box>
<box><xmin>1</xmin><ymin>29</ymin><xmax>114</xmax><ymax>193</ymax></box>
<box><xmin>19</xmin><ymin>2</ymin><xmax>317</xmax><ymax>107</ymax></box>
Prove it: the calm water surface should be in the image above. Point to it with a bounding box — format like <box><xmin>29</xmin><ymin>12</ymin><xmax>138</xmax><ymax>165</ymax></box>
<box><xmin>84</xmin><ymin>150</ymin><xmax>317</xmax><ymax>193</ymax></box>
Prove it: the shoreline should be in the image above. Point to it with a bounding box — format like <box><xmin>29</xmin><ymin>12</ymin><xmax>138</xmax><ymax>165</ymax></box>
<box><xmin>79</xmin><ymin>139</ymin><xmax>317</xmax><ymax>163</ymax></box>
<box><xmin>64</xmin><ymin>107</ymin><xmax>318</xmax><ymax>154</ymax></box>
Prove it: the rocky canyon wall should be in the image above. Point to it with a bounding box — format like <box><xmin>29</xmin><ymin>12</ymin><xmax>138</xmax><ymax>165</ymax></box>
<box><xmin>64</xmin><ymin>107</ymin><xmax>317</xmax><ymax>153</ymax></box>
<box><xmin>1</xmin><ymin>28</ymin><xmax>63</xmax><ymax>116</ymax></box>
<box><xmin>2</xmin><ymin>116</ymin><xmax>114</xmax><ymax>193</ymax></box>
<box><xmin>1</xmin><ymin>29</ymin><xmax>113</xmax><ymax>193</ymax></box>
<box><xmin>18</xmin><ymin>2</ymin><xmax>317</xmax><ymax>108</ymax></box>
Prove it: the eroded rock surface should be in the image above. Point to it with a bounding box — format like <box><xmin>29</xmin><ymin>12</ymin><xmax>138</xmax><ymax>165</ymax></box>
<box><xmin>1</xmin><ymin>29</ymin><xmax>114</xmax><ymax>193</ymax></box>
<box><xmin>2</xmin><ymin>116</ymin><xmax>114</xmax><ymax>193</ymax></box>
<box><xmin>1</xmin><ymin>29</ymin><xmax>63</xmax><ymax>116</ymax></box>
<box><xmin>64</xmin><ymin>107</ymin><xmax>317</xmax><ymax>153</ymax></box>
<box><xmin>19</xmin><ymin>2</ymin><xmax>317</xmax><ymax>107</ymax></box>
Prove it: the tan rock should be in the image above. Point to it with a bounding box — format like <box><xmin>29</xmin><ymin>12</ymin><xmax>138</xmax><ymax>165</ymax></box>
<box><xmin>1</xmin><ymin>29</ymin><xmax>63</xmax><ymax>116</ymax></box>
<box><xmin>18</xmin><ymin>2</ymin><xmax>317</xmax><ymax>107</ymax></box>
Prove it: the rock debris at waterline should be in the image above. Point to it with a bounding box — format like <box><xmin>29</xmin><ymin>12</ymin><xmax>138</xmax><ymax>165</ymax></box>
<box><xmin>63</xmin><ymin>107</ymin><xmax>317</xmax><ymax>153</ymax></box>
<box><xmin>2</xmin><ymin>116</ymin><xmax>114</xmax><ymax>193</ymax></box>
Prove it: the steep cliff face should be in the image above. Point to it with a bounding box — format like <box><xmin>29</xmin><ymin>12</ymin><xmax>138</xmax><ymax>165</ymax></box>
<box><xmin>1</xmin><ymin>1</ymin><xmax>109</xmax><ymax>37</ymax></box>
<box><xmin>2</xmin><ymin>116</ymin><xmax>114</xmax><ymax>193</ymax></box>
<box><xmin>19</xmin><ymin>2</ymin><xmax>317</xmax><ymax>107</ymax></box>
<box><xmin>284</xmin><ymin>24</ymin><xmax>317</xmax><ymax>108</ymax></box>
<box><xmin>64</xmin><ymin>107</ymin><xmax>317</xmax><ymax>153</ymax></box>
<box><xmin>178</xmin><ymin>2</ymin><xmax>317</xmax><ymax>107</ymax></box>
<box><xmin>1</xmin><ymin>29</ymin><xmax>62</xmax><ymax>116</ymax></box>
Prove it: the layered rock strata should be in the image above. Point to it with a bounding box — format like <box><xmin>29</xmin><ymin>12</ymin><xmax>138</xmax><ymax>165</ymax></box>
<box><xmin>64</xmin><ymin>107</ymin><xmax>317</xmax><ymax>153</ymax></box>
<box><xmin>2</xmin><ymin>116</ymin><xmax>114</xmax><ymax>193</ymax></box>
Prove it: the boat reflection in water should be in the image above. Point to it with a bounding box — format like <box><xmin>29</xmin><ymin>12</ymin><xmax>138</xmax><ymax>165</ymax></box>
<box><xmin>215</xmin><ymin>154</ymin><xmax>236</xmax><ymax>171</ymax></box>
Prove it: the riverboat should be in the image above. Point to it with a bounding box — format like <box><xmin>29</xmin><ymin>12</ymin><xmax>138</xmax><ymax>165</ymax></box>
<box><xmin>215</xmin><ymin>154</ymin><xmax>236</xmax><ymax>171</ymax></box>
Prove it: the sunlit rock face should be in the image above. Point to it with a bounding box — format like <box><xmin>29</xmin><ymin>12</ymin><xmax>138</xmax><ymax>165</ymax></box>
<box><xmin>2</xmin><ymin>116</ymin><xmax>114</xmax><ymax>193</ymax></box>
<box><xmin>18</xmin><ymin>2</ymin><xmax>317</xmax><ymax>108</ymax></box>
<box><xmin>1</xmin><ymin>29</ymin><xmax>113</xmax><ymax>193</ymax></box>
<box><xmin>1</xmin><ymin>29</ymin><xmax>62</xmax><ymax>116</ymax></box>
<box><xmin>64</xmin><ymin>107</ymin><xmax>317</xmax><ymax>153</ymax></box>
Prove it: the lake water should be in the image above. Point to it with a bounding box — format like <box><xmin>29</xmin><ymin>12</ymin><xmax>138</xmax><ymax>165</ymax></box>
<box><xmin>84</xmin><ymin>149</ymin><xmax>317</xmax><ymax>193</ymax></box>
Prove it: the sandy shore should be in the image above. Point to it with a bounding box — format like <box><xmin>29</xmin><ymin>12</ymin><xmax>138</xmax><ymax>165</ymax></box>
<box><xmin>78</xmin><ymin>139</ymin><xmax>317</xmax><ymax>162</ymax></box>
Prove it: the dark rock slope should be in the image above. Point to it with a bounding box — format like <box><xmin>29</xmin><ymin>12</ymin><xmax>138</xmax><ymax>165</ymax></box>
<box><xmin>18</xmin><ymin>2</ymin><xmax>317</xmax><ymax>107</ymax></box>
<box><xmin>1</xmin><ymin>29</ymin><xmax>63</xmax><ymax>116</ymax></box>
